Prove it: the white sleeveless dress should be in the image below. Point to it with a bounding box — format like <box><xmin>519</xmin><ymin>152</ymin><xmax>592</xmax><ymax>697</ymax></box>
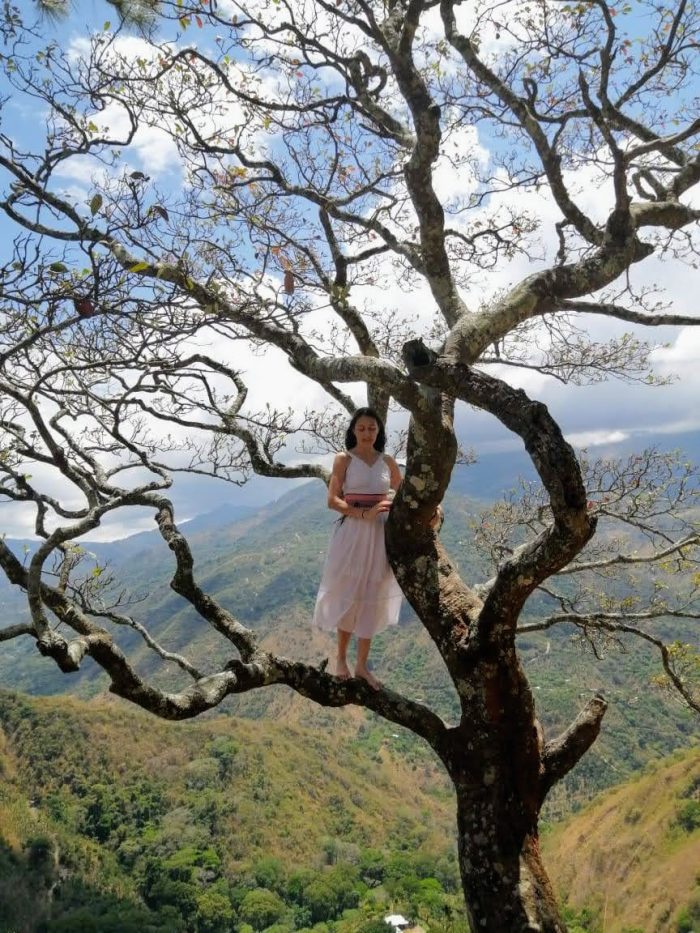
<box><xmin>312</xmin><ymin>452</ymin><xmax>403</xmax><ymax>638</ymax></box>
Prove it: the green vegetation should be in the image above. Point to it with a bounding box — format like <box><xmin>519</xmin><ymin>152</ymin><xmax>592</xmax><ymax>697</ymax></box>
<box><xmin>1</xmin><ymin>691</ymin><xmax>698</xmax><ymax>931</ymax></box>
<box><xmin>0</xmin><ymin>490</ymin><xmax>698</xmax><ymax>930</ymax></box>
<box><xmin>0</xmin><ymin>692</ymin><xmax>465</xmax><ymax>931</ymax></box>
<box><xmin>675</xmin><ymin>892</ymin><xmax>700</xmax><ymax>933</ymax></box>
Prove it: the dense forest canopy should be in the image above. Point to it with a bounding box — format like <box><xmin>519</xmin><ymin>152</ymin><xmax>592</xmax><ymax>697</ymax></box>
<box><xmin>1</xmin><ymin>0</ymin><xmax>699</xmax><ymax>929</ymax></box>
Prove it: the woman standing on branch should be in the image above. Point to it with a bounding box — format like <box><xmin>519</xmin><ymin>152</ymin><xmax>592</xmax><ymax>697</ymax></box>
<box><xmin>313</xmin><ymin>408</ymin><xmax>403</xmax><ymax>689</ymax></box>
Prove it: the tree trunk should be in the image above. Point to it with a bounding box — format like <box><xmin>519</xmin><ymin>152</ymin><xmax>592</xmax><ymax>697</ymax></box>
<box><xmin>454</xmin><ymin>789</ymin><xmax>565</xmax><ymax>932</ymax></box>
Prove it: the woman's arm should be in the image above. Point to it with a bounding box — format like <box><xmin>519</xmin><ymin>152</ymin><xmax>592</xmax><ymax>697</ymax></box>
<box><xmin>385</xmin><ymin>455</ymin><xmax>403</xmax><ymax>492</ymax></box>
<box><xmin>327</xmin><ymin>453</ymin><xmax>349</xmax><ymax>513</ymax></box>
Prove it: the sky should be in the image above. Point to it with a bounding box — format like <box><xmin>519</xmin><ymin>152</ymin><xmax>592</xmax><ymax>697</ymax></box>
<box><xmin>0</xmin><ymin>0</ymin><xmax>699</xmax><ymax>540</ymax></box>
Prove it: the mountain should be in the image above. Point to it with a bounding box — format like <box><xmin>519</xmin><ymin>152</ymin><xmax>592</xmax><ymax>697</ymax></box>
<box><xmin>0</xmin><ymin>439</ymin><xmax>698</xmax><ymax>813</ymax></box>
<box><xmin>542</xmin><ymin>746</ymin><xmax>700</xmax><ymax>933</ymax></box>
<box><xmin>0</xmin><ymin>691</ymin><xmax>464</xmax><ymax>933</ymax></box>
<box><xmin>440</xmin><ymin>428</ymin><xmax>700</xmax><ymax>501</ymax></box>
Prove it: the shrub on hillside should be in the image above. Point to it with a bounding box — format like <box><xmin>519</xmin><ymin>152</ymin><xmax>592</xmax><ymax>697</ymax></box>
<box><xmin>238</xmin><ymin>887</ymin><xmax>287</xmax><ymax>930</ymax></box>
<box><xmin>676</xmin><ymin>892</ymin><xmax>700</xmax><ymax>933</ymax></box>
<box><xmin>674</xmin><ymin>800</ymin><xmax>700</xmax><ymax>833</ymax></box>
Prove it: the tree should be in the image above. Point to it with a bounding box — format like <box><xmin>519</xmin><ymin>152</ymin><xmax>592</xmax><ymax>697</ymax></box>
<box><xmin>239</xmin><ymin>888</ymin><xmax>288</xmax><ymax>930</ymax></box>
<box><xmin>1</xmin><ymin>1</ymin><xmax>699</xmax><ymax>928</ymax></box>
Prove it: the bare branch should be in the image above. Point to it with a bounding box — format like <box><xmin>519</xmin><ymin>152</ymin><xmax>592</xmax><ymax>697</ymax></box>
<box><xmin>91</xmin><ymin>609</ymin><xmax>204</xmax><ymax>680</ymax></box>
<box><xmin>559</xmin><ymin>299</ymin><xmax>700</xmax><ymax>328</ymax></box>
<box><xmin>0</xmin><ymin>622</ymin><xmax>35</xmax><ymax>642</ymax></box>
<box><xmin>556</xmin><ymin>533</ymin><xmax>700</xmax><ymax>576</ymax></box>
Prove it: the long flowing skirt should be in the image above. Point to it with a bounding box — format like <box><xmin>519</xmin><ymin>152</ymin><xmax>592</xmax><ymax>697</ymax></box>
<box><xmin>312</xmin><ymin>516</ymin><xmax>403</xmax><ymax>638</ymax></box>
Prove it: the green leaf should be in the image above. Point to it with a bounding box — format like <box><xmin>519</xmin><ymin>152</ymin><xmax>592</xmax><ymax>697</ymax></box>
<box><xmin>48</xmin><ymin>261</ymin><xmax>68</xmax><ymax>273</ymax></box>
<box><xmin>128</xmin><ymin>261</ymin><xmax>150</xmax><ymax>273</ymax></box>
<box><xmin>89</xmin><ymin>193</ymin><xmax>103</xmax><ymax>216</ymax></box>
<box><xmin>103</xmin><ymin>20</ymin><xmax>111</xmax><ymax>31</ymax></box>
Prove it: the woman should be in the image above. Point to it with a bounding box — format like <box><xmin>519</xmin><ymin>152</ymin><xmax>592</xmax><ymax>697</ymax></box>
<box><xmin>312</xmin><ymin>408</ymin><xmax>403</xmax><ymax>690</ymax></box>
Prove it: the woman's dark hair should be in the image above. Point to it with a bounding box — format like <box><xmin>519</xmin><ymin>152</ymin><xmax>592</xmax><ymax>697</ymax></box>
<box><xmin>345</xmin><ymin>407</ymin><xmax>386</xmax><ymax>452</ymax></box>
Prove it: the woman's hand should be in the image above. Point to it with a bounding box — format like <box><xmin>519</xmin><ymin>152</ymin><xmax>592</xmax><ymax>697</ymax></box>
<box><xmin>365</xmin><ymin>499</ymin><xmax>393</xmax><ymax>520</ymax></box>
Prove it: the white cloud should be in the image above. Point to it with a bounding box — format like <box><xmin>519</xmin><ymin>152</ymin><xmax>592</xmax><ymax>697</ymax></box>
<box><xmin>1</xmin><ymin>501</ymin><xmax>38</xmax><ymax>539</ymax></box>
<box><xmin>211</xmin><ymin>336</ymin><xmax>336</xmax><ymax>413</ymax></box>
<box><xmin>432</xmin><ymin>124</ymin><xmax>488</xmax><ymax>207</ymax></box>
<box><xmin>565</xmin><ymin>429</ymin><xmax>630</xmax><ymax>448</ymax></box>
<box><xmin>652</xmin><ymin>326</ymin><xmax>700</xmax><ymax>371</ymax></box>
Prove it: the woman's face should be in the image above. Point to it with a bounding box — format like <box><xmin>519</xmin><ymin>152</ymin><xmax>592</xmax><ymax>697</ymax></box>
<box><xmin>353</xmin><ymin>416</ymin><xmax>379</xmax><ymax>447</ymax></box>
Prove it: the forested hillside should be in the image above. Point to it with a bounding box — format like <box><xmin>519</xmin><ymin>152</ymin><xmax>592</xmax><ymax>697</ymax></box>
<box><xmin>0</xmin><ymin>692</ymin><xmax>464</xmax><ymax>933</ymax></box>
<box><xmin>1</xmin><ymin>693</ymin><xmax>697</xmax><ymax>933</ymax></box>
<box><xmin>1</xmin><ymin>478</ymin><xmax>697</xmax><ymax>817</ymax></box>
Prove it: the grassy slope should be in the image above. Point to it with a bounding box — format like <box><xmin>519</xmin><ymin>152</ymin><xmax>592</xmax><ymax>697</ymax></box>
<box><xmin>542</xmin><ymin>747</ymin><xmax>700</xmax><ymax>932</ymax></box>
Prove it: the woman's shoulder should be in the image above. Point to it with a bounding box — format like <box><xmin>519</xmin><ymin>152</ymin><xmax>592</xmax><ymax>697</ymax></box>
<box><xmin>332</xmin><ymin>451</ymin><xmax>352</xmax><ymax>471</ymax></box>
<box><xmin>382</xmin><ymin>453</ymin><xmax>399</xmax><ymax>468</ymax></box>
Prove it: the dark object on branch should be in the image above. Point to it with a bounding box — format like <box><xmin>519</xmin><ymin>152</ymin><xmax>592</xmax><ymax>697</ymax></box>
<box><xmin>402</xmin><ymin>338</ymin><xmax>438</xmax><ymax>372</ymax></box>
<box><xmin>73</xmin><ymin>297</ymin><xmax>95</xmax><ymax>318</ymax></box>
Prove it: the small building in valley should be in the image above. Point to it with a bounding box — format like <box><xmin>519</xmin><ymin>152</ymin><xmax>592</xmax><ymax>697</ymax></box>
<box><xmin>384</xmin><ymin>915</ymin><xmax>410</xmax><ymax>931</ymax></box>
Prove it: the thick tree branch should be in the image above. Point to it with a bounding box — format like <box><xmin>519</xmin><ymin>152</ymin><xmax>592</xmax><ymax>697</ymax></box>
<box><xmin>378</xmin><ymin>2</ymin><xmax>469</xmax><ymax>326</ymax></box>
<box><xmin>441</xmin><ymin>238</ymin><xmax>655</xmax><ymax>369</ymax></box>
<box><xmin>270</xmin><ymin>656</ymin><xmax>450</xmax><ymax>744</ymax></box>
<box><xmin>153</xmin><ymin>500</ymin><xmax>258</xmax><ymax>660</ymax></box>
<box><xmin>96</xmin><ymin>242</ymin><xmax>425</xmax><ymax>415</ymax></box>
<box><xmin>539</xmin><ymin>696</ymin><xmax>608</xmax><ymax>803</ymax></box>
<box><xmin>402</xmin><ymin>343</ymin><xmax>595</xmax><ymax>636</ymax></box>
<box><xmin>0</xmin><ymin>527</ymin><xmax>450</xmax><ymax>737</ymax></box>
<box><xmin>0</xmin><ymin>622</ymin><xmax>35</xmax><ymax>642</ymax></box>
<box><xmin>631</xmin><ymin>199</ymin><xmax>700</xmax><ymax>230</ymax></box>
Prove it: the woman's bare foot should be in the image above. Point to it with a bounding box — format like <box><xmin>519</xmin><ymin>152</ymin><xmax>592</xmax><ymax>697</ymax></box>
<box><xmin>336</xmin><ymin>659</ymin><xmax>352</xmax><ymax>680</ymax></box>
<box><xmin>355</xmin><ymin>666</ymin><xmax>382</xmax><ymax>690</ymax></box>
